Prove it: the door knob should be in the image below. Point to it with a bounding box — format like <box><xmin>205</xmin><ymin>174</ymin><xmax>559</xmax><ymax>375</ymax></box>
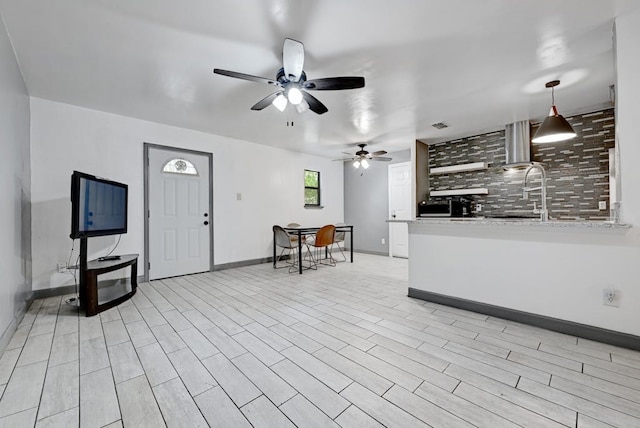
<box><xmin>204</xmin><ymin>221</ymin><xmax>209</xmax><ymax>225</ymax></box>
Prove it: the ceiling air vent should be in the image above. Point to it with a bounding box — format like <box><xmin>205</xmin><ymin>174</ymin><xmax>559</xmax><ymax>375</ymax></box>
<box><xmin>431</xmin><ymin>122</ymin><xmax>448</xmax><ymax>129</ymax></box>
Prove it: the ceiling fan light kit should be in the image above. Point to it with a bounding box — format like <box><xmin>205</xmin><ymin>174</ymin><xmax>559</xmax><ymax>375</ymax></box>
<box><xmin>338</xmin><ymin>143</ymin><xmax>392</xmax><ymax>169</ymax></box>
<box><xmin>532</xmin><ymin>80</ymin><xmax>577</xmax><ymax>143</ymax></box>
<box><xmin>287</xmin><ymin>87</ymin><xmax>303</xmax><ymax>105</ymax></box>
<box><xmin>272</xmin><ymin>94</ymin><xmax>288</xmax><ymax>112</ymax></box>
<box><xmin>214</xmin><ymin>38</ymin><xmax>365</xmax><ymax>115</ymax></box>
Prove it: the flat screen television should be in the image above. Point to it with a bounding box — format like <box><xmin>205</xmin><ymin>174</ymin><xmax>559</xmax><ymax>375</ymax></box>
<box><xmin>70</xmin><ymin>171</ymin><xmax>128</xmax><ymax>239</ymax></box>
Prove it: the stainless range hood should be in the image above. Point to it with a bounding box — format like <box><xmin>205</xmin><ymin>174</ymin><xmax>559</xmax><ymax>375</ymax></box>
<box><xmin>503</xmin><ymin>120</ymin><xmax>533</xmax><ymax>169</ymax></box>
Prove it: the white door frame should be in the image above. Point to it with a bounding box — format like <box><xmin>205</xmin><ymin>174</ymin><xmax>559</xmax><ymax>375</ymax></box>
<box><xmin>388</xmin><ymin>161</ymin><xmax>411</xmax><ymax>258</ymax></box>
<box><xmin>143</xmin><ymin>143</ymin><xmax>214</xmax><ymax>282</ymax></box>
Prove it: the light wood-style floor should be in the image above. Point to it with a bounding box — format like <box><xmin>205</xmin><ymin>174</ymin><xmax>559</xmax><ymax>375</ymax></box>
<box><xmin>1</xmin><ymin>253</ymin><xmax>640</xmax><ymax>427</ymax></box>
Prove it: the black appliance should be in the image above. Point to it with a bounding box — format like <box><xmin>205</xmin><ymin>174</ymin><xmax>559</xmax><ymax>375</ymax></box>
<box><xmin>418</xmin><ymin>199</ymin><xmax>471</xmax><ymax>217</ymax></box>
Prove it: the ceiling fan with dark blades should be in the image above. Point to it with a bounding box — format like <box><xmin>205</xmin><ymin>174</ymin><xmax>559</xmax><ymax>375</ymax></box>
<box><xmin>213</xmin><ymin>38</ymin><xmax>365</xmax><ymax>115</ymax></box>
<box><xmin>334</xmin><ymin>143</ymin><xmax>392</xmax><ymax>169</ymax></box>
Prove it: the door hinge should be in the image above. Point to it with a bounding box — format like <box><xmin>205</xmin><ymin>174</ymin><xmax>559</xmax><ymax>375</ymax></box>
<box><xmin>148</xmin><ymin>210</ymin><xmax>150</xmax><ymax>218</ymax></box>
<box><xmin>148</xmin><ymin>262</ymin><xmax>151</xmax><ymax>270</ymax></box>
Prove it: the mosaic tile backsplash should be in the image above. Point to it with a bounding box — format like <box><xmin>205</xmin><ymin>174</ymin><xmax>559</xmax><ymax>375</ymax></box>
<box><xmin>427</xmin><ymin>108</ymin><xmax>614</xmax><ymax>220</ymax></box>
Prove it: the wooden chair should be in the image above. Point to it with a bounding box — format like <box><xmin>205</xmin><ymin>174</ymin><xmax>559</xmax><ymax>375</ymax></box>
<box><xmin>305</xmin><ymin>224</ymin><xmax>336</xmax><ymax>268</ymax></box>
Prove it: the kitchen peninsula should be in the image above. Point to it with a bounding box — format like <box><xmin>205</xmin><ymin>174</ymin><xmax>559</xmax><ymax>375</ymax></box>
<box><xmin>404</xmin><ymin>218</ymin><xmax>637</xmax><ymax>349</ymax></box>
<box><xmin>407</xmin><ymin>107</ymin><xmax>640</xmax><ymax>350</ymax></box>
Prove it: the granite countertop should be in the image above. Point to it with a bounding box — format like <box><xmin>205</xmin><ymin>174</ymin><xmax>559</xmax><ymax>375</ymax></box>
<box><xmin>388</xmin><ymin>217</ymin><xmax>631</xmax><ymax>229</ymax></box>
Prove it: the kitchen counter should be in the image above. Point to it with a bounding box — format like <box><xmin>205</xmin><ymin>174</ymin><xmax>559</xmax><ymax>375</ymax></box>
<box><xmin>389</xmin><ymin>217</ymin><xmax>631</xmax><ymax>229</ymax></box>
<box><xmin>404</xmin><ymin>213</ymin><xmax>639</xmax><ymax>345</ymax></box>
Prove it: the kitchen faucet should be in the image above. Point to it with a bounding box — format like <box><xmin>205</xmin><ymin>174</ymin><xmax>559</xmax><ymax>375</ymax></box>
<box><xmin>522</xmin><ymin>163</ymin><xmax>549</xmax><ymax>221</ymax></box>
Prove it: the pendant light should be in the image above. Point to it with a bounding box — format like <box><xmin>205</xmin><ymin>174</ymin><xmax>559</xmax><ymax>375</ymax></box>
<box><xmin>532</xmin><ymin>80</ymin><xmax>576</xmax><ymax>143</ymax></box>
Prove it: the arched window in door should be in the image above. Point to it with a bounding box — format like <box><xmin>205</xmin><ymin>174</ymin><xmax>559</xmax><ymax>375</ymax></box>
<box><xmin>162</xmin><ymin>158</ymin><xmax>198</xmax><ymax>175</ymax></box>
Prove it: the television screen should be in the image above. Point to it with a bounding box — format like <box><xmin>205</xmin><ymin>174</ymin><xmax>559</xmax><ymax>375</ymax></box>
<box><xmin>70</xmin><ymin>171</ymin><xmax>128</xmax><ymax>239</ymax></box>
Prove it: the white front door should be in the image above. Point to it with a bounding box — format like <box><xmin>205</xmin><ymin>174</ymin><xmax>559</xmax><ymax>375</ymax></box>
<box><xmin>148</xmin><ymin>147</ymin><xmax>211</xmax><ymax>280</ymax></box>
<box><xmin>389</xmin><ymin>162</ymin><xmax>411</xmax><ymax>258</ymax></box>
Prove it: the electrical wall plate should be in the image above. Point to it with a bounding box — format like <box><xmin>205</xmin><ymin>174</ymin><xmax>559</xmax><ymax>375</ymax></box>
<box><xmin>603</xmin><ymin>288</ymin><xmax>620</xmax><ymax>307</ymax></box>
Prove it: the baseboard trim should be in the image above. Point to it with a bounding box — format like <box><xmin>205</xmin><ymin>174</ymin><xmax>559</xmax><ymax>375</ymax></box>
<box><xmin>33</xmin><ymin>285</ymin><xmax>78</xmax><ymax>300</ymax></box>
<box><xmin>0</xmin><ymin>291</ymin><xmax>32</xmax><ymax>353</ymax></box>
<box><xmin>353</xmin><ymin>249</ymin><xmax>389</xmax><ymax>257</ymax></box>
<box><xmin>32</xmin><ymin>276</ymin><xmax>145</xmax><ymax>299</ymax></box>
<box><xmin>213</xmin><ymin>257</ymin><xmax>273</xmax><ymax>271</ymax></box>
<box><xmin>408</xmin><ymin>287</ymin><xmax>640</xmax><ymax>352</ymax></box>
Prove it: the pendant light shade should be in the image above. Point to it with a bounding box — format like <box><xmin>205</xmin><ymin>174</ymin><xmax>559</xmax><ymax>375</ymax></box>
<box><xmin>532</xmin><ymin>80</ymin><xmax>576</xmax><ymax>143</ymax></box>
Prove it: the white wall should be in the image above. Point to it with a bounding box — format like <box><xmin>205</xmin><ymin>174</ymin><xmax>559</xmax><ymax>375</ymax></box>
<box><xmin>616</xmin><ymin>7</ymin><xmax>640</xmax><ymax>226</ymax></box>
<box><xmin>408</xmin><ymin>8</ymin><xmax>640</xmax><ymax>336</ymax></box>
<box><xmin>344</xmin><ymin>149</ymin><xmax>411</xmax><ymax>254</ymax></box>
<box><xmin>30</xmin><ymin>98</ymin><xmax>344</xmax><ymax>291</ymax></box>
<box><xmin>0</xmin><ymin>13</ymin><xmax>31</xmax><ymax>348</ymax></box>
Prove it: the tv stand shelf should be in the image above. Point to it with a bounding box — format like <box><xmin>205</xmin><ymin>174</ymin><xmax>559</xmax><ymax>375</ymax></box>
<box><xmin>81</xmin><ymin>253</ymin><xmax>138</xmax><ymax>316</ymax></box>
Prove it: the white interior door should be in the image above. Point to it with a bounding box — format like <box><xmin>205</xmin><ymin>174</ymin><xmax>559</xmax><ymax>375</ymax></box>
<box><xmin>148</xmin><ymin>148</ymin><xmax>211</xmax><ymax>280</ymax></box>
<box><xmin>389</xmin><ymin>162</ymin><xmax>411</xmax><ymax>258</ymax></box>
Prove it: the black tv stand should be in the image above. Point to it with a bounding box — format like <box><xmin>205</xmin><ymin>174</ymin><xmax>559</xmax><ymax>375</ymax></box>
<box><xmin>78</xmin><ymin>238</ymin><xmax>137</xmax><ymax>316</ymax></box>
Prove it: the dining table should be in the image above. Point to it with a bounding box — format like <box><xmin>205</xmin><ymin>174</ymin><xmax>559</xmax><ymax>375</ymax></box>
<box><xmin>274</xmin><ymin>225</ymin><xmax>354</xmax><ymax>274</ymax></box>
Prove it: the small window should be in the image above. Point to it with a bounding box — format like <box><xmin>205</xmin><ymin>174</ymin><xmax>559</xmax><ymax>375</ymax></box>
<box><xmin>304</xmin><ymin>169</ymin><xmax>320</xmax><ymax>206</ymax></box>
<box><xmin>162</xmin><ymin>158</ymin><xmax>198</xmax><ymax>175</ymax></box>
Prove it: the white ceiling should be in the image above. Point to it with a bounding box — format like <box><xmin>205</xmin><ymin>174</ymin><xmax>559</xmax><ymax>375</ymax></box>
<box><xmin>1</xmin><ymin>0</ymin><xmax>638</xmax><ymax>159</ymax></box>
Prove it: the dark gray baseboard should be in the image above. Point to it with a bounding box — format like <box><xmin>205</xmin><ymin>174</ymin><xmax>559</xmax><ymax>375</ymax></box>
<box><xmin>0</xmin><ymin>293</ymin><xmax>31</xmax><ymax>353</ymax></box>
<box><xmin>353</xmin><ymin>249</ymin><xmax>388</xmax><ymax>257</ymax></box>
<box><xmin>213</xmin><ymin>257</ymin><xmax>273</xmax><ymax>271</ymax></box>
<box><xmin>32</xmin><ymin>276</ymin><xmax>145</xmax><ymax>299</ymax></box>
<box><xmin>408</xmin><ymin>287</ymin><xmax>640</xmax><ymax>352</ymax></box>
<box><xmin>33</xmin><ymin>284</ymin><xmax>78</xmax><ymax>300</ymax></box>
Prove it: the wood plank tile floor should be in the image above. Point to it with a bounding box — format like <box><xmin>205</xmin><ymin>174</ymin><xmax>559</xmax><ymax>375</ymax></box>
<box><xmin>1</xmin><ymin>253</ymin><xmax>640</xmax><ymax>427</ymax></box>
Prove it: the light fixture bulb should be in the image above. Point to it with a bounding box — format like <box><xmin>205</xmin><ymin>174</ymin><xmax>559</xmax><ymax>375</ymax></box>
<box><xmin>353</xmin><ymin>160</ymin><xmax>360</xmax><ymax>168</ymax></box>
<box><xmin>296</xmin><ymin>100</ymin><xmax>309</xmax><ymax>113</ymax></box>
<box><xmin>272</xmin><ymin>94</ymin><xmax>287</xmax><ymax>112</ymax></box>
<box><xmin>361</xmin><ymin>159</ymin><xmax>370</xmax><ymax>169</ymax></box>
<box><xmin>287</xmin><ymin>87</ymin><xmax>303</xmax><ymax>105</ymax></box>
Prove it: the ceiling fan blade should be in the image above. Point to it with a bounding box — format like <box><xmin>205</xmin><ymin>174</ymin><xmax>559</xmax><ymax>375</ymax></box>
<box><xmin>372</xmin><ymin>150</ymin><xmax>388</xmax><ymax>156</ymax></box>
<box><xmin>283</xmin><ymin>38</ymin><xmax>304</xmax><ymax>82</ymax></box>
<box><xmin>250</xmin><ymin>92</ymin><xmax>282</xmax><ymax>111</ymax></box>
<box><xmin>213</xmin><ymin>69</ymin><xmax>279</xmax><ymax>86</ymax></box>
<box><xmin>304</xmin><ymin>76</ymin><xmax>365</xmax><ymax>90</ymax></box>
<box><xmin>302</xmin><ymin>91</ymin><xmax>328</xmax><ymax>115</ymax></box>
<box><xmin>333</xmin><ymin>157</ymin><xmax>357</xmax><ymax>162</ymax></box>
<box><xmin>370</xmin><ymin>157</ymin><xmax>393</xmax><ymax>162</ymax></box>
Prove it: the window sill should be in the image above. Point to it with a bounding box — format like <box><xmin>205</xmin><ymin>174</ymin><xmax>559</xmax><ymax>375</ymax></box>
<box><xmin>304</xmin><ymin>205</ymin><xmax>324</xmax><ymax>209</ymax></box>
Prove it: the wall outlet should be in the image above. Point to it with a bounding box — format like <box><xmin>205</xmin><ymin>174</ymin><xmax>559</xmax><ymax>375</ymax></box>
<box><xmin>603</xmin><ymin>288</ymin><xmax>620</xmax><ymax>307</ymax></box>
<box><xmin>599</xmin><ymin>201</ymin><xmax>607</xmax><ymax>210</ymax></box>
<box><xmin>57</xmin><ymin>263</ymin><xmax>67</xmax><ymax>273</ymax></box>
<box><xmin>381</xmin><ymin>238</ymin><xmax>385</xmax><ymax>245</ymax></box>
<box><xmin>476</xmin><ymin>204</ymin><xmax>482</xmax><ymax>212</ymax></box>
<box><xmin>236</xmin><ymin>192</ymin><xmax>242</xmax><ymax>201</ymax></box>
